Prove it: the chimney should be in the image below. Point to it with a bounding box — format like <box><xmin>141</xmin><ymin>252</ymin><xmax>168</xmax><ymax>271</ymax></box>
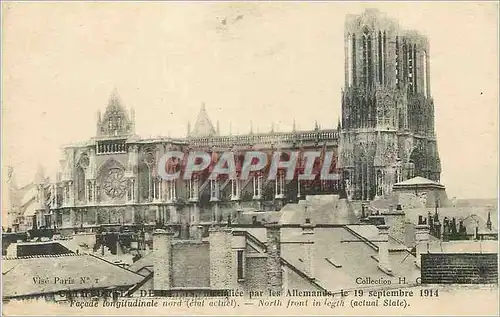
<box><xmin>153</xmin><ymin>229</ymin><xmax>173</xmax><ymax>292</ymax></box>
<box><xmin>377</xmin><ymin>224</ymin><xmax>392</xmax><ymax>275</ymax></box>
<box><xmin>265</xmin><ymin>223</ymin><xmax>282</xmax><ymax>292</ymax></box>
<box><xmin>209</xmin><ymin>226</ymin><xmax>233</xmax><ymax>289</ymax></box>
<box><xmin>383</xmin><ymin>205</ymin><xmax>406</xmax><ymax>245</ymax></box>
<box><xmin>414</xmin><ymin>219</ymin><xmax>430</xmax><ymax>268</ymax></box>
<box><xmin>301</xmin><ymin>221</ymin><xmax>315</xmax><ymax>279</ymax></box>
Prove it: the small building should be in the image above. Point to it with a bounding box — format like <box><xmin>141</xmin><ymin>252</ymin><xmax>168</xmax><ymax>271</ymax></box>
<box><xmin>393</xmin><ymin>176</ymin><xmax>449</xmax><ymax>209</ymax></box>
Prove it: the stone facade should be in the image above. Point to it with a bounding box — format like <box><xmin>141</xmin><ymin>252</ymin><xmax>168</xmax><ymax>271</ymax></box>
<box><xmin>338</xmin><ymin>9</ymin><xmax>441</xmax><ymax>201</ymax></box>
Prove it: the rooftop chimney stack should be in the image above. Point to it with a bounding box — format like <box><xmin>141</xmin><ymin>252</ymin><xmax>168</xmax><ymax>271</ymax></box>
<box><xmin>301</xmin><ymin>220</ymin><xmax>316</xmax><ymax>279</ymax></box>
<box><xmin>265</xmin><ymin>223</ymin><xmax>282</xmax><ymax>293</ymax></box>
<box><xmin>377</xmin><ymin>223</ymin><xmax>392</xmax><ymax>275</ymax></box>
<box><xmin>414</xmin><ymin>217</ymin><xmax>430</xmax><ymax>268</ymax></box>
<box><xmin>209</xmin><ymin>226</ymin><xmax>233</xmax><ymax>289</ymax></box>
<box><xmin>153</xmin><ymin>229</ymin><xmax>173</xmax><ymax>292</ymax></box>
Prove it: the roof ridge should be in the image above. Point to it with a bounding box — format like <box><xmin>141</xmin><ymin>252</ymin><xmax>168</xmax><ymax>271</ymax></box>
<box><xmin>125</xmin><ymin>271</ymin><xmax>153</xmax><ymax>296</ymax></box>
<box><xmin>343</xmin><ymin>225</ymin><xmax>379</xmax><ymax>251</ymax></box>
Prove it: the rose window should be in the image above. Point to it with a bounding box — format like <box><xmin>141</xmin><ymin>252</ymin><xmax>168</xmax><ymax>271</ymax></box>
<box><xmin>103</xmin><ymin>168</ymin><xmax>128</xmax><ymax>198</ymax></box>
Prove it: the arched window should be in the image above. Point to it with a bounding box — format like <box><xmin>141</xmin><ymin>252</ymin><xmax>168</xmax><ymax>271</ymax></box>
<box><xmin>77</xmin><ymin>167</ymin><xmax>86</xmax><ymax>201</ymax></box>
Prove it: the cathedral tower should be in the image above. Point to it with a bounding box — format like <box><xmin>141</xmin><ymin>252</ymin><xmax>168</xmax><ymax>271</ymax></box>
<box><xmin>338</xmin><ymin>9</ymin><xmax>441</xmax><ymax>201</ymax></box>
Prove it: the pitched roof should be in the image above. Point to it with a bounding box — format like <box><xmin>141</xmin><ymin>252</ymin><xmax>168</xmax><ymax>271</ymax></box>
<box><xmin>393</xmin><ymin>176</ymin><xmax>445</xmax><ymax>188</ymax></box>
<box><xmin>235</xmin><ymin>226</ymin><xmax>419</xmax><ymax>292</ymax></box>
<box><xmin>126</xmin><ymin>225</ymin><xmax>420</xmax><ymax>294</ymax></box>
<box><xmin>2</xmin><ymin>254</ymin><xmax>144</xmax><ymax>298</ymax></box>
<box><xmin>279</xmin><ymin>227</ymin><xmax>419</xmax><ymax>292</ymax></box>
<box><xmin>191</xmin><ymin>104</ymin><xmax>216</xmax><ymax>137</ymax></box>
<box><xmin>345</xmin><ymin>225</ymin><xmax>408</xmax><ymax>251</ymax></box>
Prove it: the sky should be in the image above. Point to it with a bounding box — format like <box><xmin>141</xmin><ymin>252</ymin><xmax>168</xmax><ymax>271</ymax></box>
<box><xmin>2</xmin><ymin>1</ymin><xmax>499</xmax><ymax>202</ymax></box>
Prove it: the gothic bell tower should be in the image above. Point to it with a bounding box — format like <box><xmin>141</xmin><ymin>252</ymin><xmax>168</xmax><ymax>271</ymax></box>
<box><xmin>338</xmin><ymin>9</ymin><xmax>441</xmax><ymax>201</ymax></box>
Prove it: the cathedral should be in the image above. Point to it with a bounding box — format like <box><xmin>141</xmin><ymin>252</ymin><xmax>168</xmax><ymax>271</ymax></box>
<box><xmin>13</xmin><ymin>9</ymin><xmax>441</xmax><ymax>235</ymax></box>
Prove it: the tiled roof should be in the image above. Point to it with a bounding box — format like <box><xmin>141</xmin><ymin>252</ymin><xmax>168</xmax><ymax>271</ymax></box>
<box><xmin>345</xmin><ymin>225</ymin><xmax>408</xmax><ymax>251</ymax></box>
<box><xmin>233</xmin><ymin>226</ymin><xmax>419</xmax><ymax>292</ymax></box>
<box><xmin>279</xmin><ymin>227</ymin><xmax>420</xmax><ymax>292</ymax></box>
<box><xmin>2</xmin><ymin>254</ymin><xmax>144</xmax><ymax>298</ymax></box>
<box><xmin>123</xmin><ymin>224</ymin><xmax>420</xmax><ymax>294</ymax></box>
